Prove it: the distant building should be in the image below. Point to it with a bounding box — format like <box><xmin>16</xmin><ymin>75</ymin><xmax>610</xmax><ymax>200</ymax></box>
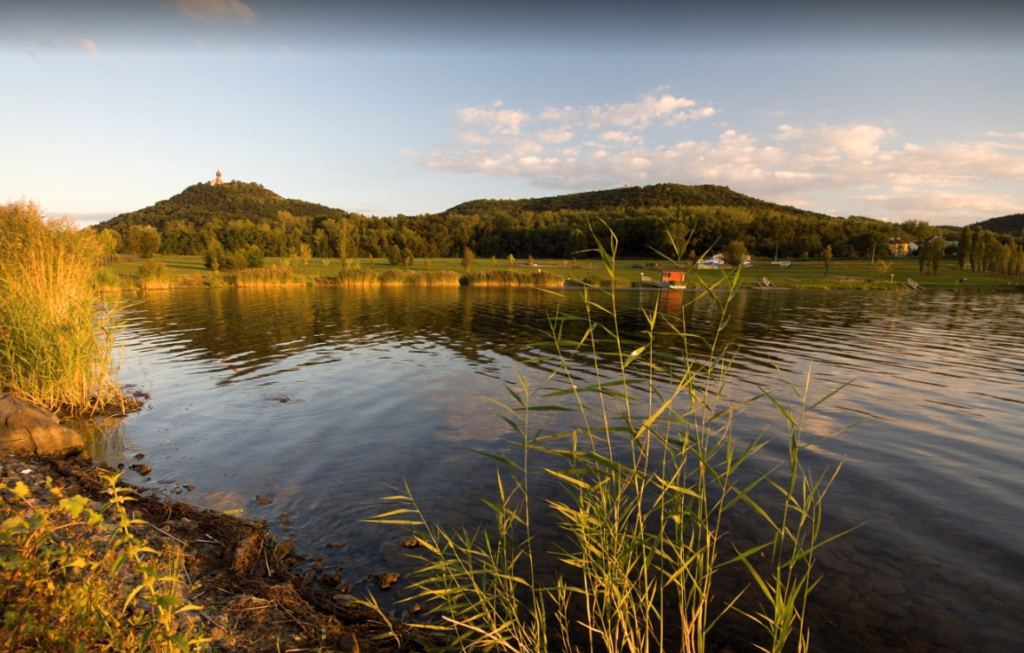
<box><xmin>696</xmin><ymin>253</ymin><xmax>726</xmax><ymax>269</ymax></box>
<box><xmin>661</xmin><ymin>270</ymin><xmax>686</xmax><ymax>284</ymax></box>
<box><xmin>211</xmin><ymin>170</ymin><xmax>225</xmax><ymax>186</ymax></box>
<box><xmin>888</xmin><ymin>238</ymin><xmax>910</xmax><ymax>257</ymax></box>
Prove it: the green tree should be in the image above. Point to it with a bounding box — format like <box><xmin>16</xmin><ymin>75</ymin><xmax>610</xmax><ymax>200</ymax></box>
<box><xmin>96</xmin><ymin>229</ymin><xmax>122</xmax><ymax>258</ymax></box>
<box><xmin>388</xmin><ymin>243</ymin><xmax>403</xmax><ymax>266</ymax></box>
<box><xmin>203</xmin><ymin>237</ymin><xmax>225</xmax><ymax>271</ymax></box>
<box><xmin>298</xmin><ymin>242</ymin><xmax>312</xmax><ymax>265</ymax></box>
<box><xmin>126</xmin><ymin>225</ymin><xmax>161</xmax><ymax>258</ymax></box>
<box><xmin>725</xmin><ymin>240</ymin><xmax>748</xmax><ymax>267</ymax></box>
<box><xmin>823</xmin><ymin>244</ymin><xmax>833</xmax><ymax>276</ymax></box>
<box><xmin>929</xmin><ymin>238</ymin><xmax>942</xmax><ymax>276</ymax></box>
<box><xmin>461</xmin><ymin>246</ymin><xmax>476</xmax><ymax>273</ymax></box>
<box><xmin>958</xmin><ymin>226</ymin><xmax>972</xmax><ymax>270</ymax></box>
<box><xmin>243</xmin><ymin>244</ymin><xmax>264</xmax><ymax>269</ymax></box>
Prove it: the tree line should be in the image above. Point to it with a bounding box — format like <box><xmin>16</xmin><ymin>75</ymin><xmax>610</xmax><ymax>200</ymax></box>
<box><xmin>93</xmin><ymin>181</ymin><xmax>1023</xmax><ymax>279</ymax></box>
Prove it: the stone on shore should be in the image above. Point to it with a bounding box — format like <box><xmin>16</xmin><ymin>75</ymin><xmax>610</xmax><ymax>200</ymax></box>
<box><xmin>0</xmin><ymin>394</ymin><xmax>85</xmax><ymax>456</ymax></box>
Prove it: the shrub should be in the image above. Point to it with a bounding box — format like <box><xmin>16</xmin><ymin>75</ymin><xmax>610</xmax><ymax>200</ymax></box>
<box><xmin>243</xmin><ymin>245</ymin><xmax>264</xmax><ymax>269</ymax></box>
<box><xmin>0</xmin><ymin>472</ymin><xmax>208</xmax><ymax>651</ymax></box>
<box><xmin>0</xmin><ymin>201</ymin><xmax>121</xmax><ymax>414</ymax></box>
<box><xmin>136</xmin><ymin>260</ymin><xmax>171</xmax><ymax>290</ymax></box>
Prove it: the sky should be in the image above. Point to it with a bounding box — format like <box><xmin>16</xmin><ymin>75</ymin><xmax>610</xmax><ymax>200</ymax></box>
<box><xmin>2</xmin><ymin>0</ymin><xmax>1023</xmax><ymax>226</ymax></box>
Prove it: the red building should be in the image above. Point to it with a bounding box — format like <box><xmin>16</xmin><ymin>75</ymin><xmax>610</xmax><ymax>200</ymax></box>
<box><xmin>661</xmin><ymin>270</ymin><xmax>686</xmax><ymax>284</ymax></box>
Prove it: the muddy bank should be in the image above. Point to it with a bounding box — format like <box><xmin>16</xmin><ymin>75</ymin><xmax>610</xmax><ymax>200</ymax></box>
<box><xmin>1</xmin><ymin>452</ymin><xmax>425</xmax><ymax>653</ymax></box>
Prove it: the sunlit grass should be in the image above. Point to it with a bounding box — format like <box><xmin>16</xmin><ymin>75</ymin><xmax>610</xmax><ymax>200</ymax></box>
<box><xmin>0</xmin><ymin>201</ymin><xmax>121</xmax><ymax>414</ymax></box>
<box><xmin>462</xmin><ymin>269</ymin><xmax>564</xmax><ymax>287</ymax></box>
<box><xmin>231</xmin><ymin>267</ymin><xmax>309</xmax><ymax>287</ymax></box>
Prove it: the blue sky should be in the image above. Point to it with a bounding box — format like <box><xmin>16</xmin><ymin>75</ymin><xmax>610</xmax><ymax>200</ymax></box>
<box><xmin>2</xmin><ymin>0</ymin><xmax>1023</xmax><ymax>226</ymax></box>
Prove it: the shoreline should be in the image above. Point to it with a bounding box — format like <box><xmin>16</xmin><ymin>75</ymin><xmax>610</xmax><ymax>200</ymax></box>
<box><xmin>1</xmin><ymin>451</ymin><xmax>410</xmax><ymax>652</ymax></box>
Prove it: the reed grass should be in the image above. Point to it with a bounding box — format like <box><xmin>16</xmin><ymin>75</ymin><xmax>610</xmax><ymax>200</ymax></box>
<box><xmin>461</xmin><ymin>269</ymin><xmax>564</xmax><ymax>287</ymax></box>
<box><xmin>0</xmin><ymin>201</ymin><xmax>122</xmax><ymax>414</ymax></box>
<box><xmin>404</xmin><ymin>270</ymin><xmax>462</xmax><ymax>286</ymax></box>
<box><xmin>337</xmin><ymin>267</ymin><xmax>380</xmax><ymax>286</ymax></box>
<box><xmin>565</xmin><ymin>273</ymin><xmax>632</xmax><ymax>288</ymax></box>
<box><xmin>378</xmin><ymin>268</ymin><xmax>413</xmax><ymax>285</ymax></box>
<box><xmin>374</xmin><ymin>228</ymin><xmax>848</xmax><ymax>653</ymax></box>
<box><xmin>377</xmin><ymin>269</ymin><xmax>462</xmax><ymax>286</ymax></box>
<box><xmin>231</xmin><ymin>267</ymin><xmax>309</xmax><ymax>287</ymax></box>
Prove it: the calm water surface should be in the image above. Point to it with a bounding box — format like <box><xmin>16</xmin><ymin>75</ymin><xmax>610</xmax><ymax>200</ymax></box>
<box><xmin>78</xmin><ymin>287</ymin><xmax>1024</xmax><ymax>653</ymax></box>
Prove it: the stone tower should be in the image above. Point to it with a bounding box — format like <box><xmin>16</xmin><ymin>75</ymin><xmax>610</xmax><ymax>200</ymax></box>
<box><xmin>212</xmin><ymin>170</ymin><xmax>224</xmax><ymax>186</ymax></box>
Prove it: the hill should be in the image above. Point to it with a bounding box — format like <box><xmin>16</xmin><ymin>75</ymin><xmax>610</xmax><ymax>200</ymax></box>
<box><xmin>96</xmin><ymin>181</ymin><xmax>353</xmax><ymax>233</ymax></box>
<box><xmin>444</xmin><ymin>183</ymin><xmax>827</xmax><ymax>218</ymax></box>
<box><xmin>975</xmin><ymin>213</ymin><xmax>1024</xmax><ymax>235</ymax></box>
<box><xmin>94</xmin><ymin>179</ymin><xmax>972</xmax><ymax>262</ymax></box>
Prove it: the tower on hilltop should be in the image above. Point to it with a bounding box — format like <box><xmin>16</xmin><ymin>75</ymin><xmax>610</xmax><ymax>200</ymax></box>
<box><xmin>212</xmin><ymin>170</ymin><xmax>224</xmax><ymax>186</ymax></box>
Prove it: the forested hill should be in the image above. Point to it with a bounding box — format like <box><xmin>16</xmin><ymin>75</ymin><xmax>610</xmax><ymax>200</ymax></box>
<box><xmin>975</xmin><ymin>213</ymin><xmax>1024</xmax><ymax>235</ymax></box>
<box><xmin>444</xmin><ymin>183</ymin><xmax>826</xmax><ymax>218</ymax></box>
<box><xmin>94</xmin><ymin>179</ymin><xmax>980</xmax><ymax>261</ymax></box>
<box><xmin>97</xmin><ymin>181</ymin><xmax>354</xmax><ymax>233</ymax></box>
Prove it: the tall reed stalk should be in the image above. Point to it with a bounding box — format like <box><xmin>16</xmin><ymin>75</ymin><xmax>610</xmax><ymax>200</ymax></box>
<box><xmin>374</xmin><ymin>227</ymin><xmax>848</xmax><ymax>652</ymax></box>
<box><xmin>0</xmin><ymin>201</ymin><xmax>121</xmax><ymax>414</ymax></box>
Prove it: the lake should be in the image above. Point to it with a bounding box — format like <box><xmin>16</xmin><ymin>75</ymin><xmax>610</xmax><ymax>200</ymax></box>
<box><xmin>77</xmin><ymin>286</ymin><xmax>1024</xmax><ymax>652</ymax></box>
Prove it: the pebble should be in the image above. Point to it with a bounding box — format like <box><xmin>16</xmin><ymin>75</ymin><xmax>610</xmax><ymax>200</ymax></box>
<box><xmin>368</xmin><ymin>572</ymin><xmax>401</xmax><ymax>591</ymax></box>
<box><xmin>256</xmin><ymin>495</ymin><xmax>273</xmax><ymax>505</ymax></box>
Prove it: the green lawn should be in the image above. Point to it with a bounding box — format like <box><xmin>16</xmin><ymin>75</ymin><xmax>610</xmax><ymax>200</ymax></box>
<box><xmin>103</xmin><ymin>255</ymin><xmax>1023</xmax><ymax>291</ymax></box>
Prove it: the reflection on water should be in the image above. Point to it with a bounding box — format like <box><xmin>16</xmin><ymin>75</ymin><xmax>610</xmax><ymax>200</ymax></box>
<box><xmin>77</xmin><ymin>286</ymin><xmax>1024</xmax><ymax>653</ymax></box>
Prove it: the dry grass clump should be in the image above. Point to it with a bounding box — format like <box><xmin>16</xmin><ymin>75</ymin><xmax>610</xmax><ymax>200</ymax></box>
<box><xmin>405</xmin><ymin>270</ymin><xmax>461</xmax><ymax>286</ymax></box>
<box><xmin>231</xmin><ymin>267</ymin><xmax>308</xmax><ymax>287</ymax></box>
<box><xmin>378</xmin><ymin>268</ymin><xmax>412</xmax><ymax>285</ymax></box>
<box><xmin>0</xmin><ymin>201</ymin><xmax>121</xmax><ymax>414</ymax></box>
<box><xmin>135</xmin><ymin>260</ymin><xmax>172</xmax><ymax>290</ymax></box>
<box><xmin>461</xmin><ymin>268</ymin><xmax>564</xmax><ymax>286</ymax></box>
<box><xmin>337</xmin><ymin>267</ymin><xmax>380</xmax><ymax>286</ymax></box>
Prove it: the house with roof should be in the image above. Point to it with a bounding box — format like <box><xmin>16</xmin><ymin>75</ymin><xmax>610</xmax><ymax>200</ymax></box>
<box><xmin>888</xmin><ymin>238</ymin><xmax>910</xmax><ymax>257</ymax></box>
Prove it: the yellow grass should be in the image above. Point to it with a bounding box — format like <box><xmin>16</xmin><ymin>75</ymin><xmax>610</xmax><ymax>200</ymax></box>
<box><xmin>0</xmin><ymin>201</ymin><xmax>122</xmax><ymax>414</ymax></box>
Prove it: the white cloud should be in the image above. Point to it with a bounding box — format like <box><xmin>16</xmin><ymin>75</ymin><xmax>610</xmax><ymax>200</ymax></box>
<box><xmin>411</xmin><ymin>94</ymin><xmax>1024</xmax><ymax>222</ymax></box>
<box><xmin>157</xmin><ymin>0</ymin><xmax>256</xmax><ymax>24</ymax></box>
<box><xmin>599</xmin><ymin>130</ymin><xmax>642</xmax><ymax>143</ymax></box>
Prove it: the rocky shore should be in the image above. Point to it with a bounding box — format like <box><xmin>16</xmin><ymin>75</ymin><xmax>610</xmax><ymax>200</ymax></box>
<box><xmin>0</xmin><ymin>390</ymin><xmax>425</xmax><ymax>653</ymax></box>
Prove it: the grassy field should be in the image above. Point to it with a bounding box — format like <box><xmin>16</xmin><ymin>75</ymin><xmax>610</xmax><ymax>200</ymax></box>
<box><xmin>103</xmin><ymin>255</ymin><xmax>1024</xmax><ymax>291</ymax></box>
